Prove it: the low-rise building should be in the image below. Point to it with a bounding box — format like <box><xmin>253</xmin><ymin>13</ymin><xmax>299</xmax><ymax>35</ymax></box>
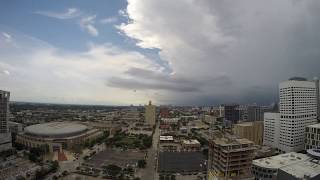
<box><xmin>86</xmin><ymin>121</ymin><xmax>122</xmax><ymax>135</ymax></box>
<box><xmin>277</xmin><ymin>158</ymin><xmax>320</xmax><ymax>180</ymax></box>
<box><xmin>8</xmin><ymin>121</ymin><xmax>24</xmax><ymax>133</ymax></box>
<box><xmin>305</xmin><ymin>123</ymin><xmax>320</xmax><ymax>150</ymax></box>
<box><xmin>252</xmin><ymin>152</ymin><xmax>309</xmax><ymax>180</ymax></box>
<box><xmin>181</xmin><ymin>139</ymin><xmax>201</xmax><ymax>152</ymax></box>
<box><xmin>161</xmin><ymin>118</ymin><xmax>180</xmax><ymax>125</ymax></box>
<box><xmin>160</xmin><ymin>136</ymin><xmax>174</xmax><ymax>143</ymax></box>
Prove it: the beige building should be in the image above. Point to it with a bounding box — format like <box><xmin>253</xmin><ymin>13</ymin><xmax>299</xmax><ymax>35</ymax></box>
<box><xmin>145</xmin><ymin>100</ymin><xmax>156</xmax><ymax>125</ymax></box>
<box><xmin>233</xmin><ymin>121</ymin><xmax>263</xmax><ymax>145</ymax></box>
<box><xmin>208</xmin><ymin>137</ymin><xmax>255</xmax><ymax>180</ymax></box>
<box><xmin>181</xmin><ymin>139</ymin><xmax>201</xmax><ymax>152</ymax></box>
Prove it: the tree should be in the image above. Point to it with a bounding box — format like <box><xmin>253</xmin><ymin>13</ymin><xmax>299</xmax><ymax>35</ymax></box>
<box><xmin>137</xmin><ymin>159</ymin><xmax>146</xmax><ymax>168</ymax></box>
<box><xmin>202</xmin><ymin>148</ymin><xmax>209</xmax><ymax>158</ymax></box>
<box><xmin>142</xmin><ymin>136</ymin><xmax>152</xmax><ymax>148</ymax></box>
<box><xmin>28</xmin><ymin>153</ymin><xmax>38</xmax><ymax>162</ymax></box>
<box><xmin>50</xmin><ymin>160</ymin><xmax>59</xmax><ymax>172</ymax></box>
<box><xmin>171</xmin><ymin>174</ymin><xmax>176</xmax><ymax>180</ymax></box>
<box><xmin>103</xmin><ymin>164</ymin><xmax>122</xmax><ymax>177</ymax></box>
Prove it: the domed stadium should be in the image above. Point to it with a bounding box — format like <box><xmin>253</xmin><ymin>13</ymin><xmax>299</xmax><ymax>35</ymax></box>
<box><xmin>24</xmin><ymin>122</ymin><xmax>88</xmax><ymax>138</ymax></box>
<box><xmin>16</xmin><ymin>122</ymin><xmax>102</xmax><ymax>152</ymax></box>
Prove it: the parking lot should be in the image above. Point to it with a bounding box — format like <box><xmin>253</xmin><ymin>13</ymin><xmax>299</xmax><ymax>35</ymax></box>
<box><xmin>85</xmin><ymin>148</ymin><xmax>146</xmax><ymax>168</ymax></box>
<box><xmin>158</xmin><ymin>152</ymin><xmax>207</xmax><ymax>174</ymax></box>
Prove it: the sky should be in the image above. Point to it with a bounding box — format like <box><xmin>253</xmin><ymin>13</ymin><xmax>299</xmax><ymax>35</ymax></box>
<box><xmin>0</xmin><ymin>0</ymin><xmax>320</xmax><ymax>106</ymax></box>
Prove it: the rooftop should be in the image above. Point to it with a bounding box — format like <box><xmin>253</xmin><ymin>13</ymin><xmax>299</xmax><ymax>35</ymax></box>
<box><xmin>182</xmin><ymin>139</ymin><xmax>200</xmax><ymax>145</ymax></box>
<box><xmin>160</xmin><ymin>136</ymin><xmax>173</xmax><ymax>141</ymax></box>
<box><xmin>307</xmin><ymin>123</ymin><xmax>320</xmax><ymax>128</ymax></box>
<box><xmin>253</xmin><ymin>152</ymin><xmax>309</xmax><ymax>169</ymax></box>
<box><xmin>24</xmin><ymin>121</ymin><xmax>88</xmax><ymax>138</ymax></box>
<box><xmin>279</xmin><ymin>159</ymin><xmax>320</xmax><ymax>179</ymax></box>
<box><xmin>213</xmin><ymin>137</ymin><xmax>254</xmax><ymax>146</ymax></box>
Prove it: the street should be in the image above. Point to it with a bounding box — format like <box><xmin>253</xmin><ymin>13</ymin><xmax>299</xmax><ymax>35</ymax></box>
<box><xmin>140</xmin><ymin>122</ymin><xmax>159</xmax><ymax>180</ymax></box>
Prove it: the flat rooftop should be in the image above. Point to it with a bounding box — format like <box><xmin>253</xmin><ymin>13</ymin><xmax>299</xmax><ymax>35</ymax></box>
<box><xmin>160</xmin><ymin>136</ymin><xmax>173</xmax><ymax>141</ymax></box>
<box><xmin>213</xmin><ymin>137</ymin><xmax>253</xmax><ymax>146</ymax></box>
<box><xmin>182</xmin><ymin>139</ymin><xmax>200</xmax><ymax>145</ymax></box>
<box><xmin>307</xmin><ymin>123</ymin><xmax>320</xmax><ymax>128</ymax></box>
<box><xmin>279</xmin><ymin>159</ymin><xmax>320</xmax><ymax>179</ymax></box>
<box><xmin>253</xmin><ymin>152</ymin><xmax>309</xmax><ymax>169</ymax></box>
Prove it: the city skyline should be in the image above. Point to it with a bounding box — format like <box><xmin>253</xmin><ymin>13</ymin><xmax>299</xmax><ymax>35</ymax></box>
<box><xmin>1</xmin><ymin>0</ymin><xmax>320</xmax><ymax>106</ymax></box>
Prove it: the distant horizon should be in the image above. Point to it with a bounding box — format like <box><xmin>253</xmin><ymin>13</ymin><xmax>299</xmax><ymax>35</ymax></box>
<box><xmin>9</xmin><ymin>100</ymin><xmax>276</xmax><ymax>107</ymax></box>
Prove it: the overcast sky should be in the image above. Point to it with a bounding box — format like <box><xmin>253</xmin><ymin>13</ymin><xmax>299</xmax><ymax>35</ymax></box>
<box><xmin>0</xmin><ymin>0</ymin><xmax>320</xmax><ymax>106</ymax></box>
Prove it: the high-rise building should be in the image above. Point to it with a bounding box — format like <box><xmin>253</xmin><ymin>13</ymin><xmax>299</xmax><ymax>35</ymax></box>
<box><xmin>315</xmin><ymin>77</ymin><xmax>320</xmax><ymax>122</ymax></box>
<box><xmin>0</xmin><ymin>90</ymin><xmax>12</xmax><ymax>152</ymax></box>
<box><xmin>145</xmin><ymin>100</ymin><xmax>156</xmax><ymax>125</ymax></box>
<box><xmin>222</xmin><ymin>104</ymin><xmax>239</xmax><ymax>124</ymax></box>
<box><xmin>278</xmin><ymin>78</ymin><xmax>318</xmax><ymax>152</ymax></box>
<box><xmin>247</xmin><ymin>105</ymin><xmax>264</xmax><ymax>122</ymax></box>
<box><xmin>238</xmin><ymin>105</ymin><xmax>264</xmax><ymax>122</ymax></box>
<box><xmin>263</xmin><ymin>112</ymin><xmax>280</xmax><ymax>149</ymax></box>
<box><xmin>207</xmin><ymin>136</ymin><xmax>255</xmax><ymax>180</ymax></box>
<box><xmin>233</xmin><ymin>121</ymin><xmax>264</xmax><ymax>145</ymax></box>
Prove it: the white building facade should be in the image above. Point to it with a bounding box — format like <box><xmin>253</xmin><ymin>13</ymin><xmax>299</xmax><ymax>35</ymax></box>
<box><xmin>263</xmin><ymin>112</ymin><xmax>280</xmax><ymax>149</ymax></box>
<box><xmin>278</xmin><ymin>79</ymin><xmax>318</xmax><ymax>152</ymax></box>
<box><xmin>305</xmin><ymin>123</ymin><xmax>320</xmax><ymax>150</ymax></box>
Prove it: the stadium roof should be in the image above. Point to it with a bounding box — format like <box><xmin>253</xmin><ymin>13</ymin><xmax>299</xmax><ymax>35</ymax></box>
<box><xmin>24</xmin><ymin>122</ymin><xmax>88</xmax><ymax>138</ymax></box>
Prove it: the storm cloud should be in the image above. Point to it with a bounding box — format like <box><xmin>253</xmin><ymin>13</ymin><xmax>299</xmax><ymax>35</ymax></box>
<box><xmin>116</xmin><ymin>0</ymin><xmax>320</xmax><ymax>105</ymax></box>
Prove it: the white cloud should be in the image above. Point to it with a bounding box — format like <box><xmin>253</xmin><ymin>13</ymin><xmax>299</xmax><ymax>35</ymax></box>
<box><xmin>35</xmin><ymin>8</ymin><xmax>99</xmax><ymax>36</ymax></box>
<box><xmin>117</xmin><ymin>0</ymin><xmax>320</xmax><ymax>105</ymax></box>
<box><xmin>79</xmin><ymin>15</ymin><xmax>99</xmax><ymax>36</ymax></box>
<box><xmin>0</xmin><ymin>31</ymin><xmax>163</xmax><ymax>104</ymax></box>
<box><xmin>35</xmin><ymin>8</ymin><xmax>81</xmax><ymax>19</ymax></box>
<box><xmin>2</xmin><ymin>32</ymin><xmax>12</xmax><ymax>43</ymax></box>
<box><xmin>100</xmin><ymin>17</ymin><xmax>118</xmax><ymax>24</ymax></box>
<box><xmin>3</xmin><ymin>70</ymin><xmax>10</xmax><ymax>75</ymax></box>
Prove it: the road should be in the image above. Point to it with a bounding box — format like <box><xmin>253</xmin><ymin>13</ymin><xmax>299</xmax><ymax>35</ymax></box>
<box><xmin>140</xmin><ymin>123</ymin><xmax>159</xmax><ymax>180</ymax></box>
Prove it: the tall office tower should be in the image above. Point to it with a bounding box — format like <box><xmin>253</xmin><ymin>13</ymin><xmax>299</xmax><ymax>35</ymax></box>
<box><xmin>0</xmin><ymin>90</ymin><xmax>12</xmax><ymax>152</ymax></box>
<box><xmin>145</xmin><ymin>100</ymin><xmax>156</xmax><ymax>125</ymax></box>
<box><xmin>263</xmin><ymin>112</ymin><xmax>280</xmax><ymax>149</ymax></box>
<box><xmin>223</xmin><ymin>104</ymin><xmax>240</xmax><ymax>124</ymax></box>
<box><xmin>247</xmin><ymin>105</ymin><xmax>264</xmax><ymax>122</ymax></box>
<box><xmin>238</xmin><ymin>105</ymin><xmax>264</xmax><ymax>122</ymax></box>
<box><xmin>207</xmin><ymin>137</ymin><xmax>255</xmax><ymax>180</ymax></box>
<box><xmin>238</xmin><ymin>105</ymin><xmax>248</xmax><ymax>122</ymax></box>
<box><xmin>278</xmin><ymin>78</ymin><xmax>318</xmax><ymax>152</ymax></box>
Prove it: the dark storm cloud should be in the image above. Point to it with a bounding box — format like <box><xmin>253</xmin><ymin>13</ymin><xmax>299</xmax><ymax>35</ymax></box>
<box><xmin>107</xmin><ymin>67</ymin><xmax>233</xmax><ymax>93</ymax></box>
